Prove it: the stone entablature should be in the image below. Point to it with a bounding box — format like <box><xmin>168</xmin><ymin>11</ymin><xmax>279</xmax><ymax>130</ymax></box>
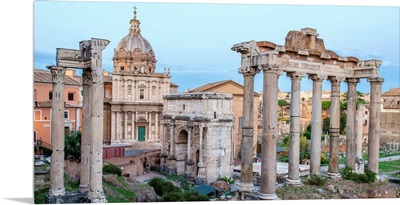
<box><xmin>232</xmin><ymin>28</ymin><xmax>381</xmax><ymax>79</ymax></box>
<box><xmin>161</xmin><ymin>92</ymin><xmax>234</xmax><ymax>184</ymax></box>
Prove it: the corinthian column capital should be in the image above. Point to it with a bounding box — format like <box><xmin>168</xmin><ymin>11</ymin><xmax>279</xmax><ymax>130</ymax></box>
<box><xmin>328</xmin><ymin>76</ymin><xmax>344</xmax><ymax>85</ymax></box>
<box><xmin>239</xmin><ymin>66</ymin><xmax>260</xmax><ymax>76</ymax></box>
<box><xmin>308</xmin><ymin>74</ymin><xmax>327</xmax><ymax>82</ymax></box>
<box><xmin>345</xmin><ymin>78</ymin><xmax>360</xmax><ymax>84</ymax></box>
<box><xmin>48</xmin><ymin>66</ymin><xmax>65</xmax><ymax>84</ymax></box>
<box><xmin>287</xmin><ymin>72</ymin><xmax>306</xmax><ymax>81</ymax></box>
<box><xmin>367</xmin><ymin>77</ymin><xmax>384</xmax><ymax>84</ymax></box>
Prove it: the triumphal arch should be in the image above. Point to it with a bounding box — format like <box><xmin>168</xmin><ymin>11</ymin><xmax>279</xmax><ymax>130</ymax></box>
<box><xmin>232</xmin><ymin>27</ymin><xmax>383</xmax><ymax>200</ymax></box>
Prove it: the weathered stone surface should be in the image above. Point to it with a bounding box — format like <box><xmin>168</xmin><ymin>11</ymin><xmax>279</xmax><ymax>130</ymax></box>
<box><xmin>326</xmin><ymin>184</ymin><xmax>336</xmax><ymax>193</ymax></box>
<box><xmin>211</xmin><ymin>181</ymin><xmax>230</xmax><ymax>192</ymax></box>
<box><xmin>368</xmin><ymin>184</ymin><xmax>398</xmax><ymax>198</ymax></box>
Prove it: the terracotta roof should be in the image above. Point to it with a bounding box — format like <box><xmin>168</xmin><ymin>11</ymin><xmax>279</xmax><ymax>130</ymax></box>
<box><xmin>34</xmin><ymin>68</ymin><xmax>81</xmax><ymax>85</ymax></box>
<box><xmin>170</xmin><ymin>82</ymin><xmax>179</xmax><ymax>87</ymax></box>
<box><xmin>34</xmin><ymin>100</ymin><xmax>81</xmax><ymax>108</ymax></box>
<box><xmin>188</xmin><ymin>80</ymin><xmax>260</xmax><ymax>96</ymax></box>
<box><xmin>382</xmin><ymin>88</ymin><xmax>400</xmax><ymax>96</ymax></box>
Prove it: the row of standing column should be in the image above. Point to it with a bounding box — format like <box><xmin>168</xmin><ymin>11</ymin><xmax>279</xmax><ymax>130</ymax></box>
<box><xmin>240</xmin><ymin>68</ymin><xmax>383</xmax><ymax>199</ymax></box>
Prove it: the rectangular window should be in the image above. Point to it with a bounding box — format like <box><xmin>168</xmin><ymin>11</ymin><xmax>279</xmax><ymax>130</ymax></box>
<box><xmin>34</xmin><ymin>89</ymin><xmax>37</xmax><ymax>100</ymax></box>
<box><xmin>140</xmin><ymin>89</ymin><xmax>144</xmax><ymax>99</ymax></box>
<box><xmin>49</xmin><ymin>92</ymin><xmax>52</xmax><ymax>100</ymax></box>
<box><xmin>64</xmin><ymin>111</ymin><xmax>69</xmax><ymax>119</ymax></box>
<box><xmin>68</xmin><ymin>93</ymin><xmax>74</xmax><ymax>101</ymax></box>
<box><xmin>34</xmin><ymin>110</ymin><xmax>41</xmax><ymax>121</ymax></box>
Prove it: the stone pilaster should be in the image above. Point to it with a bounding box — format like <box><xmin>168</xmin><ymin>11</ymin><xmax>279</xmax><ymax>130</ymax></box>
<box><xmin>168</xmin><ymin>120</ymin><xmax>177</xmax><ymax>174</ymax></box>
<box><xmin>367</xmin><ymin>77</ymin><xmax>384</xmax><ymax>174</ymax></box>
<box><xmin>49</xmin><ymin>66</ymin><xmax>66</xmax><ymax>197</ymax></box>
<box><xmin>186</xmin><ymin>122</ymin><xmax>194</xmax><ymax>175</ymax></box>
<box><xmin>111</xmin><ymin>111</ymin><xmax>115</xmax><ymax>144</ymax></box>
<box><xmin>308</xmin><ymin>74</ymin><xmax>326</xmax><ymax>176</ymax></box>
<box><xmin>286</xmin><ymin>72</ymin><xmax>305</xmax><ymax>185</ymax></box>
<box><xmin>86</xmin><ymin>38</ymin><xmax>109</xmax><ymax>203</ymax></box>
<box><xmin>197</xmin><ymin>124</ymin><xmax>206</xmax><ymax>184</ymax></box>
<box><xmin>238</xmin><ymin>66</ymin><xmax>259</xmax><ymax>192</ymax></box>
<box><xmin>327</xmin><ymin>76</ymin><xmax>343</xmax><ymax>178</ymax></box>
<box><xmin>345</xmin><ymin>78</ymin><xmax>359</xmax><ymax>170</ymax></box>
<box><xmin>259</xmin><ymin>68</ymin><xmax>280</xmax><ymax>200</ymax></box>
<box><xmin>79</xmin><ymin>68</ymin><xmax>92</xmax><ymax>193</ymax></box>
<box><xmin>356</xmin><ymin>104</ymin><xmax>364</xmax><ymax>159</ymax></box>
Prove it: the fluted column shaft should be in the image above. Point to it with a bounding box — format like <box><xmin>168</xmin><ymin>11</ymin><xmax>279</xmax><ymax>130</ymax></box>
<box><xmin>259</xmin><ymin>69</ymin><xmax>279</xmax><ymax>200</ymax></box>
<box><xmin>49</xmin><ymin>66</ymin><xmax>66</xmax><ymax>197</ymax></box>
<box><xmin>367</xmin><ymin>77</ymin><xmax>384</xmax><ymax>173</ymax></box>
<box><xmin>328</xmin><ymin>76</ymin><xmax>342</xmax><ymax>178</ymax></box>
<box><xmin>356</xmin><ymin>104</ymin><xmax>364</xmax><ymax>159</ymax></box>
<box><xmin>169</xmin><ymin>121</ymin><xmax>175</xmax><ymax>158</ymax></box>
<box><xmin>79</xmin><ymin>68</ymin><xmax>92</xmax><ymax>193</ymax></box>
<box><xmin>286</xmin><ymin>72</ymin><xmax>304</xmax><ymax>185</ymax></box>
<box><xmin>309</xmin><ymin>74</ymin><xmax>325</xmax><ymax>176</ymax></box>
<box><xmin>345</xmin><ymin>78</ymin><xmax>359</xmax><ymax>170</ymax></box>
<box><xmin>187</xmin><ymin>123</ymin><xmax>192</xmax><ymax>160</ymax></box>
<box><xmin>239</xmin><ymin>67</ymin><xmax>258</xmax><ymax>192</ymax></box>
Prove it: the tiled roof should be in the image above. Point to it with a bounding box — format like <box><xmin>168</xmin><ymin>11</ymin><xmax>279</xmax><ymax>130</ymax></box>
<box><xmin>34</xmin><ymin>68</ymin><xmax>81</xmax><ymax>85</ymax></box>
<box><xmin>382</xmin><ymin>88</ymin><xmax>400</xmax><ymax>96</ymax></box>
<box><xmin>188</xmin><ymin>80</ymin><xmax>260</xmax><ymax>96</ymax></box>
<box><xmin>34</xmin><ymin>100</ymin><xmax>81</xmax><ymax>108</ymax></box>
<box><xmin>170</xmin><ymin>82</ymin><xmax>179</xmax><ymax>87</ymax></box>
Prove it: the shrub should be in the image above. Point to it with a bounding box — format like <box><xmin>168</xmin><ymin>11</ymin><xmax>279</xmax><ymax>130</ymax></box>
<box><xmin>183</xmin><ymin>191</ymin><xmax>210</xmax><ymax>201</ymax></box>
<box><xmin>103</xmin><ymin>164</ymin><xmax>122</xmax><ymax>176</ymax></box>
<box><xmin>160</xmin><ymin>192</ymin><xmax>184</xmax><ymax>202</ymax></box>
<box><xmin>219</xmin><ymin>176</ymin><xmax>234</xmax><ymax>184</ymax></box>
<box><xmin>340</xmin><ymin>166</ymin><xmax>376</xmax><ymax>183</ymax></box>
<box><xmin>148</xmin><ymin>177</ymin><xmax>181</xmax><ymax>196</ymax></box>
<box><xmin>320</xmin><ymin>154</ymin><xmax>329</xmax><ymax>165</ymax></box>
<box><xmin>308</xmin><ymin>174</ymin><xmax>327</xmax><ymax>186</ymax></box>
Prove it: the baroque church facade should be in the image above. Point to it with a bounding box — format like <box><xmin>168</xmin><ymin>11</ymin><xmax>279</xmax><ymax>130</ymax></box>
<box><xmin>106</xmin><ymin>9</ymin><xmax>177</xmax><ymax>147</ymax></box>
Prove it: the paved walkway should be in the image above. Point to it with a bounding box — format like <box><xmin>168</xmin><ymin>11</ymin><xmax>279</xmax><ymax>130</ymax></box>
<box><xmin>132</xmin><ymin>171</ymin><xmax>166</xmax><ymax>183</ymax></box>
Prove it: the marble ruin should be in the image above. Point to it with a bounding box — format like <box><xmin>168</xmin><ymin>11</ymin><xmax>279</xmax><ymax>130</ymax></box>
<box><xmin>160</xmin><ymin>92</ymin><xmax>234</xmax><ymax>184</ymax></box>
<box><xmin>232</xmin><ymin>27</ymin><xmax>383</xmax><ymax>199</ymax></box>
<box><xmin>46</xmin><ymin>38</ymin><xmax>110</xmax><ymax>203</ymax></box>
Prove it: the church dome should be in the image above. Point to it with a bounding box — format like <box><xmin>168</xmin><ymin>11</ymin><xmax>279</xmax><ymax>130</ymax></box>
<box><xmin>115</xmin><ymin>8</ymin><xmax>153</xmax><ymax>53</ymax></box>
<box><xmin>115</xmin><ymin>30</ymin><xmax>153</xmax><ymax>53</ymax></box>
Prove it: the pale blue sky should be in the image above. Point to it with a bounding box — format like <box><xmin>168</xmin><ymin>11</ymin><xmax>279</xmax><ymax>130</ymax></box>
<box><xmin>34</xmin><ymin>1</ymin><xmax>399</xmax><ymax>94</ymax></box>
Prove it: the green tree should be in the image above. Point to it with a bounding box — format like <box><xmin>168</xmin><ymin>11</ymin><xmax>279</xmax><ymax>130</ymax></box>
<box><xmin>299</xmin><ymin>136</ymin><xmax>310</xmax><ymax>161</ymax></box>
<box><xmin>303</xmin><ymin>124</ymin><xmax>311</xmax><ymax>140</ymax></box>
<box><xmin>322</xmin><ymin>117</ymin><xmax>330</xmax><ymax>134</ymax></box>
<box><xmin>278</xmin><ymin>99</ymin><xmax>290</xmax><ymax>118</ymax></box>
<box><xmin>321</xmin><ymin>113</ymin><xmax>346</xmax><ymax>135</ymax></box>
<box><xmin>64</xmin><ymin>131</ymin><xmax>81</xmax><ymax>160</ymax></box>
<box><xmin>322</xmin><ymin>101</ymin><xmax>331</xmax><ymax>110</ymax></box>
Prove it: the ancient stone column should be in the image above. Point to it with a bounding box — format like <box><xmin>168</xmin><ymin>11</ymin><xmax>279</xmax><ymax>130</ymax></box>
<box><xmin>149</xmin><ymin>112</ymin><xmax>152</xmax><ymax>140</ymax></box>
<box><xmin>238</xmin><ymin>66</ymin><xmax>259</xmax><ymax>192</ymax></box>
<box><xmin>345</xmin><ymin>78</ymin><xmax>359</xmax><ymax>170</ymax></box>
<box><xmin>309</xmin><ymin>74</ymin><xmax>325</xmax><ymax>176</ymax></box>
<box><xmin>48</xmin><ymin>66</ymin><xmax>66</xmax><ymax>197</ymax></box>
<box><xmin>124</xmin><ymin>112</ymin><xmax>128</xmax><ymax>140</ymax></box>
<box><xmin>259</xmin><ymin>69</ymin><xmax>280</xmax><ymax>200</ymax></box>
<box><xmin>327</xmin><ymin>76</ymin><xmax>342</xmax><ymax>178</ymax></box>
<box><xmin>155</xmin><ymin>112</ymin><xmax>159</xmax><ymax>140</ymax></box>
<box><xmin>86</xmin><ymin>39</ymin><xmax>109</xmax><ymax>203</ymax></box>
<box><xmin>286</xmin><ymin>72</ymin><xmax>305</xmax><ymax>185</ymax></box>
<box><xmin>111</xmin><ymin>111</ymin><xmax>115</xmax><ymax>143</ymax></box>
<box><xmin>79</xmin><ymin>68</ymin><xmax>92</xmax><ymax>193</ymax></box>
<box><xmin>367</xmin><ymin>77</ymin><xmax>384</xmax><ymax>174</ymax></box>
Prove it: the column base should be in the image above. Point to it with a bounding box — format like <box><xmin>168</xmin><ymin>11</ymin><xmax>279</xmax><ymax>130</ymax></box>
<box><xmin>78</xmin><ymin>185</ymin><xmax>89</xmax><ymax>194</ymax></box>
<box><xmin>238</xmin><ymin>182</ymin><xmax>255</xmax><ymax>192</ymax></box>
<box><xmin>88</xmin><ymin>191</ymin><xmax>107</xmax><ymax>203</ymax></box>
<box><xmin>285</xmin><ymin>178</ymin><xmax>303</xmax><ymax>186</ymax></box>
<box><xmin>258</xmin><ymin>193</ymin><xmax>279</xmax><ymax>200</ymax></box>
<box><xmin>327</xmin><ymin>172</ymin><xmax>341</xmax><ymax>179</ymax></box>
<box><xmin>49</xmin><ymin>188</ymin><xmax>66</xmax><ymax>197</ymax></box>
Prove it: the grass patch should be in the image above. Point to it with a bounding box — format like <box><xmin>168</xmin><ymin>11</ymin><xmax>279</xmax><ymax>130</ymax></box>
<box><xmin>103</xmin><ymin>178</ymin><xmax>136</xmax><ymax>203</ymax></box>
<box><xmin>379</xmin><ymin>160</ymin><xmax>400</xmax><ymax>174</ymax></box>
<box><xmin>34</xmin><ymin>188</ymin><xmax>49</xmax><ymax>204</ymax></box>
